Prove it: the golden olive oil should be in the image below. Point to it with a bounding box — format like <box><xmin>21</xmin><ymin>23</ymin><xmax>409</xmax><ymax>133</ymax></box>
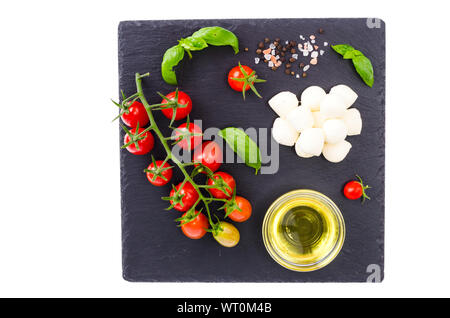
<box><xmin>264</xmin><ymin>191</ymin><xmax>344</xmax><ymax>270</ymax></box>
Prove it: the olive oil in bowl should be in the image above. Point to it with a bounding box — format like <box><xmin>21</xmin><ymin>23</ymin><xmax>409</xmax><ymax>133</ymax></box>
<box><xmin>263</xmin><ymin>190</ymin><xmax>345</xmax><ymax>272</ymax></box>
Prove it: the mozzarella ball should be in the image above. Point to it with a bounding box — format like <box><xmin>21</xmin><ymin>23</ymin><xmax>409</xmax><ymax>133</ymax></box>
<box><xmin>296</xmin><ymin>128</ymin><xmax>324</xmax><ymax>156</ymax></box>
<box><xmin>295</xmin><ymin>141</ymin><xmax>314</xmax><ymax>158</ymax></box>
<box><xmin>330</xmin><ymin>84</ymin><xmax>358</xmax><ymax>108</ymax></box>
<box><xmin>312</xmin><ymin>111</ymin><xmax>327</xmax><ymax>128</ymax></box>
<box><xmin>343</xmin><ymin>108</ymin><xmax>362</xmax><ymax>136</ymax></box>
<box><xmin>323</xmin><ymin>119</ymin><xmax>348</xmax><ymax>144</ymax></box>
<box><xmin>272</xmin><ymin>117</ymin><xmax>299</xmax><ymax>147</ymax></box>
<box><xmin>323</xmin><ymin>140</ymin><xmax>352</xmax><ymax>163</ymax></box>
<box><xmin>286</xmin><ymin>106</ymin><xmax>314</xmax><ymax>133</ymax></box>
<box><xmin>268</xmin><ymin>91</ymin><xmax>299</xmax><ymax>118</ymax></box>
<box><xmin>320</xmin><ymin>93</ymin><xmax>347</xmax><ymax>119</ymax></box>
<box><xmin>300</xmin><ymin>86</ymin><xmax>326</xmax><ymax>111</ymax></box>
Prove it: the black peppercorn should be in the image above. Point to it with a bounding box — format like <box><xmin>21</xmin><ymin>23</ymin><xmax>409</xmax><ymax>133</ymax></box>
<box><xmin>275</xmin><ymin>37</ymin><xmax>280</xmax><ymax>42</ymax></box>
<box><xmin>319</xmin><ymin>28</ymin><xmax>324</xmax><ymax>34</ymax></box>
<box><xmin>299</xmin><ymin>62</ymin><xmax>305</xmax><ymax>68</ymax></box>
<box><xmin>258</xmin><ymin>42</ymin><xmax>264</xmax><ymax>49</ymax></box>
<box><xmin>284</xmin><ymin>69</ymin><xmax>291</xmax><ymax>75</ymax></box>
<box><xmin>289</xmin><ymin>57</ymin><xmax>296</xmax><ymax>63</ymax></box>
<box><xmin>256</xmin><ymin>49</ymin><xmax>262</xmax><ymax>54</ymax></box>
<box><xmin>264</xmin><ymin>37</ymin><xmax>270</xmax><ymax>43</ymax></box>
<box><xmin>302</xmin><ymin>72</ymin><xmax>307</xmax><ymax>78</ymax></box>
<box><xmin>290</xmin><ymin>48</ymin><xmax>296</xmax><ymax>54</ymax></box>
<box><xmin>286</xmin><ymin>63</ymin><xmax>291</xmax><ymax>68</ymax></box>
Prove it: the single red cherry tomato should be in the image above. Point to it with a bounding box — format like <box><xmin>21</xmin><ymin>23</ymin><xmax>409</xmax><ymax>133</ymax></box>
<box><xmin>123</xmin><ymin>128</ymin><xmax>154</xmax><ymax>155</ymax></box>
<box><xmin>207</xmin><ymin>171</ymin><xmax>236</xmax><ymax>199</ymax></box>
<box><xmin>170</xmin><ymin>182</ymin><xmax>199</xmax><ymax>212</ymax></box>
<box><xmin>227</xmin><ymin>63</ymin><xmax>265</xmax><ymax>99</ymax></box>
<box><xmin>228</xmin><ymin>65</ymin><xmax>254</xmax><ymax>92</ymax></box>
<box><xmin>226</xmin><ymin>196</ymin><xmax>252</xmax><ymax>222</ymax></box>
<box><xmin>343</xmin><ymin>175</ymin><xmax>371</xmax><ymax>202</ymax></box>
<box><xmin>160</xmin><ymin>91</ymin><xmax>192</xmax><ymax>121</ymax></box>
<box><xmin>174</xmin><ymin>122</ymin><xmax>202</xmax><ymax>150</ymax></box>
<box><xmin>146</xmin><ymin>160</ymin><xmax>173</xmax><ymax>186</ymax></box>
<box><xmin>180</xmin><ymin>211</ymin><xmax>209</xmax><ymax>239</ymax></box>
<box><xmin>193</xmin><ymin>141</ymin><xmax>222</xmax><ymax>173</ymax></box>
<box><xmin>121</xmin><ymin>100</ymin><xmax>149</xmax><ymax>128</ymax></box>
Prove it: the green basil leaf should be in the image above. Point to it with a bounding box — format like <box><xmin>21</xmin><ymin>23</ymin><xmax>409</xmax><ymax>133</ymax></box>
<box><xmin>352</xmin><ymin>55</ymin><xmax>374</xmax><ymax>87</ymax></box>
<box><xmin>332</xmin><ymin>44</ymin><xmax>354</xmax><ymax>56</ymax></box>
<box><xmin>161</xmin><ymin>44</ymin><xmax>185</xmax><ymax>85</ymax></box>
<box><xmin>192</xmin><ymin>26</ymin><xmax>239</xmax><ymax>54</ymax></box>
<box><xmin>333</xmin><ymin>44</ymin><xmax>375</xmax><ymax>88</ymax></box>
<box><xmin>218</xmin><ymin>127</ymin><xmax>261</xmax><ymax>174</ymax></box>
<box><xmin>343</xmin><ymin>49</ymin><xmax>363</xmax><ymax>60</ymax></box>
<box><xmin>179</xmin><ymin>36</ymin><xmax>208</xmax><ymax>51</ymax></box>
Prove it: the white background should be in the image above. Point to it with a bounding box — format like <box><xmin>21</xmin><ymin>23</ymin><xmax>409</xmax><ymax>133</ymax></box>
<box><xmin>1</xmin><ymin>0</ymin><xmax>449</xmax><ymax>298</ymax></box>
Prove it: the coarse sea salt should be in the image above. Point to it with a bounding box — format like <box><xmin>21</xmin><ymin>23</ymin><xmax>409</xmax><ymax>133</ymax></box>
<box><xmin>268</xmin><ymin>61</ymin><xmax>274</xmax><ymax>67</ymax></box>
<box><xmin>299</xmin><ymin>35</ymin><xmax>305</xmax><ymax>40</ymax></box>
<box><xmin>324</xmin><ymin>42</ymin><xmax>328</xmax><ymax>46</ymax></box>
<box><xmin>311</xmin><ymin>51</ymin><xmax>319</xmax><ymax>58</ymax></box>
<box><xmin>303</xmin><ymin>65</ymin><xmax>310</xmax><ymax>72</ymax></box>
<box><xmin>271</xmin><ymin>49</ymin><xmax>275</xmax><ymax>55</ymax></box>
<box><xmin>303</xmin><ymin>50</ymin><xmax>309</xmax><ymax>57</ymax></box>
<box><xmin>255</xmin><ymin>57</ymin><xmax>260</xmax><ymax>64</ymax></box>
<box><xmin>296</xmin><ymin>74</ymin><xmax>300</xmax><ymax>78</ymax></box>
<box><xmin>320</xmin><ymin>50</ymin><xmax>325</xmax><ymax>56</ymax></box>
<box><xmin>264</xmin><ymin>54</ymin><xmax>272</xmax><ymax>60</ymax></box>
<box><xmin>292</xmin><ymin>53</ymin><xmax>298</xmax><ymax>59</ymax></box>
<box><xmin>311</xmin><ymin>39</ymin><xmax>316</xmax><ymax>44</ymax></box>
<box><xmin>269</xmin><ymin>43</ymin><xmax>276</xmax><ymax>49</ymax></box>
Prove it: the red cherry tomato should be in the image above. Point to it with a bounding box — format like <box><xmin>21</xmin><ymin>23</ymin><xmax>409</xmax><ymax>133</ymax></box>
<box><xmin>174</xmin><ymin>122</ymin><xmax>202</xmax><ymax>150</ymax></box>
<box><xmin>123</xmin><ymin>128</ymin><xmax>154</xmax><ymax>155</ymax></box>
<box><xmin>343</xmin><ymin>176</ymin><xmax>371</xmax><ymax>202</ymax></box>
<box><xmin>228</xmin><ymin>65</ymin><xmax>254</xmax><ymax>92</ymax></box>
<box><xmin>207</xmin><ymin>171</ymin><xmax>236</xmax><ymax>199</ymax></box>
<box><xmin>193</xmin><ymin>141</ymin><xmax>222</xmax><ymax>173</ymax></box>
<box><xmin>121</xmin><ymin>100</ymin><xmax>149</xmax><ymax>128</ymax></box>
<box><xmin>161</xmin><ymin>91</ymin><xmax>192</xmax><ymax>121</ymax></box>
<box><xmin>227</xmin><ymin>196</ymin><xmax>252</xmax><ymax>222</ymax></box>
<box><xmin>180</xmin><ymin>211</ymin><xmax>209</xmax><ymax>239</ymax></box>
<box><xmin>170</xmin><ymin>182</ymin><xmax>199</xmax><ymax>212</ymax></box>
<box><xmin>343</xmin><ymin>181</ymin><xmax>363</xmax><ymax>200</ymax></box>
<box><xmin>146</xmin><ymin>161</ymin><xmax>173</xmax><ymax>186</ymax></box>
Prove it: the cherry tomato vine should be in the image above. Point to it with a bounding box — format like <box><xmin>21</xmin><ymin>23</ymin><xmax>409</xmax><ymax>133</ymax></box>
<box><xmin>113</xmin><ymin>72</ymin><xmax>243</xmax><ymax>244</ymax></box>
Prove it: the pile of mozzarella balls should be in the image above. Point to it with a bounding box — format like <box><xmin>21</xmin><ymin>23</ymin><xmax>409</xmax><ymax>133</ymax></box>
<box><xmin>270</xmin><ymin>85</ymin><xmax>362</xmax><ymax>163</ymax></box>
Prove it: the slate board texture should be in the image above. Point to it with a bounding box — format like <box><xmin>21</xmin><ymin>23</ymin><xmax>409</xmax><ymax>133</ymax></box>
<box><xmin>118</xmin><ymin>18</ymin><xmax>385</xmax><ymax>282</ymax></box>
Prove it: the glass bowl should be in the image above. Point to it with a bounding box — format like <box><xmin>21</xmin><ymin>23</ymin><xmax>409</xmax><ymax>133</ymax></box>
<box><xmin>262</xmin><ymin>189</ymin><xmax>345</xmax><ymax>272</ymax></box>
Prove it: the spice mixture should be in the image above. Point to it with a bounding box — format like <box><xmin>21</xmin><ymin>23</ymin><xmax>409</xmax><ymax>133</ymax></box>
<box><xmin>253</xmin><ymin>29</ymin><xmax>328</xmax><ymax>79</ymax></box>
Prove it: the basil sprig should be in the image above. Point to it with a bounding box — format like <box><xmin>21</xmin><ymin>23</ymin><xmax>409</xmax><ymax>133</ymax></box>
<box><xmin>218</xmin><ymin>127</ymin><xmax>261</xmax><ymax>175</ymax></box>
<box><xmin>332</xmin><ymin>44</ymin><xmax>374</xmax><ymax>87</ymax></box>
<box><xmin>161</xmin><ymin>26</ymin><xmax>239</xmax><ymax>85</ymax></box>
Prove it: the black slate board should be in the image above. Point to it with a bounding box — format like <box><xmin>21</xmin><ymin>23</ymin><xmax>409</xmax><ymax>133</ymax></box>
<box><xmin>118</xmin><ymin>18</ymin><xmax>385</xmax><ymax>282</ymax></box>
